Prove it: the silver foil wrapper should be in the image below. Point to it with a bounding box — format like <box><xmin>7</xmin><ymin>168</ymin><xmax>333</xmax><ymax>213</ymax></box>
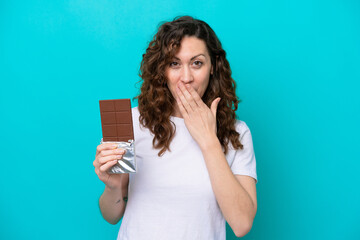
<box><xmin>100</xmin><ymin>139</ymin><xmax>137</xmax><ymax>173</ymax></box>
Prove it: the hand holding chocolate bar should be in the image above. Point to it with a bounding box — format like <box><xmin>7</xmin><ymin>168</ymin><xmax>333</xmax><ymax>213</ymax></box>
<box><xmin>93</xmin><ymin>143</ymin><xmax>129</xmax><ymax>189</ymax></box>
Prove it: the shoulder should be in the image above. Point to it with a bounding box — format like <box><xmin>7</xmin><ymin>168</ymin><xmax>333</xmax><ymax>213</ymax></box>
<box><xmin>131</xmin><ymin>106</ymin><xmax>147</xmax><ymax>132</ymax></box>
<box><xmin>131</xmin><ymin>106</ymin><xmax>140</xmax><ymax>121</ymax></box>
<box><xmin>234</xmin><ymin>120</ymin><xmax>252</xmax><ymax>138</ymax></box>
<box><xmin>132</xmin><ymin>106</ymin><xmax>139</xmax><ymax>113</ymax></box>
<box><xmin>226</xmin><ymin>120</ymin><xmax>254</xmax><ymax>152</ymax></box>
<box><xmin>131</xmin><ymin>106</ymin><xmax>141</xmax><ymax>129</ymax></box>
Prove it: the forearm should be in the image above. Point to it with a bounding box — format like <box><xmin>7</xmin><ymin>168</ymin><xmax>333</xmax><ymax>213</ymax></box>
<box><xmin>200</xmin><ymin>135</ymin><xmax>255</xmax><ymax>235</ymax></box>
<box><xmin>99</xmin><ymin>184</ymin><xmax>128</xmax><ymax>225</ymax></box>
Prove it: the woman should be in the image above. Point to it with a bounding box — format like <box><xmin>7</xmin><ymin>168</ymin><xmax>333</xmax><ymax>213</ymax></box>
<box><xmin>93</xmin><ymin>16</ymin><xmax>258</xmax><ymax>239</ymax></box>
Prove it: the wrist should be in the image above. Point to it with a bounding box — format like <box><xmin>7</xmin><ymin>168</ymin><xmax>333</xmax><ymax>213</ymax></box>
<box><xmin>198</xmin><ymin>133</ymin><xmax>221</xmax><ymax>152</ymax></box>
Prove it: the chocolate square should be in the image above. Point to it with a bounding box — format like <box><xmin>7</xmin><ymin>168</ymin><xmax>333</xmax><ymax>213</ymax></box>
<box><xmin>99</xmin><ymin>99</ymin><xmax>134</xmax><ymax>142</ymax></box>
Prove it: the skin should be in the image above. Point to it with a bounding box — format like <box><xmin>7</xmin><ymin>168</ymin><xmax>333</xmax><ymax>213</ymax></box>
<box><xmin>165</xmin><ymin>36</ymin><xmax>213</xmax><ymax>118</ymax></box>
<box><xmin>94</xmin><ymin>36</ymin><xmax>257</xmax><ymax>236</ymax></box>
<box><xmin>167</xmin><ymin>36</ymin><xmax>258</xmax><ymax>237</ymax></box>
<box><xmin>93</xmin><ymin>143</ymin><xmax>129</xmax><ymax>224</ymax></box>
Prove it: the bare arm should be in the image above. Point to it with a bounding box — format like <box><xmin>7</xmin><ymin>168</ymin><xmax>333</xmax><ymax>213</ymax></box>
<box><xmin>99</xmin><ymin>174</ymin><xmax>129</xmax><ymax>224</ymax></box>
<box><xmin>93</xmin><ymin>143</ymin><xmax>130</xmax><ymax>224</ymax></box>
<box><xmin>176</xmin><ymin>82</ymin><xmax>257</xmax><ymax>237</ymax></box>
<box><xmin>200</xmin><ymin>138</ymin><xmax>257</xmax><ymax>237</ymax></box>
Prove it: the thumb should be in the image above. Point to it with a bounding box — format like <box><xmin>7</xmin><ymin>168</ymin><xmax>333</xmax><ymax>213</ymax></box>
<box><xmin>210</xmin><ymin>97</ymin><xmax>221</xmax><ymax>117</ymax></box>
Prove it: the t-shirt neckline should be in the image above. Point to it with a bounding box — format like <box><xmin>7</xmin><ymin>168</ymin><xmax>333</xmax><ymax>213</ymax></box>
<box><xmin>169</xmin><ymin>115</ymin><xmax>185</xmax><ymax>126</ymax></box>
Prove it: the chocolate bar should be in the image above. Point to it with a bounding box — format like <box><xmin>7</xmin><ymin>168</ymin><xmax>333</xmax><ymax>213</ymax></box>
<box><xmin>99</xmin><ymin>99</ymin><xmax>136</xmax><ymax>173</ymax></box>
<box><xmin>99</xmin><ymin>99</ymin><xmax>134</xmax><ymax>142</ymax></box>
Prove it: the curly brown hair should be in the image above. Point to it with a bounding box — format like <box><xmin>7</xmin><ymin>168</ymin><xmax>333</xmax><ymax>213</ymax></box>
<box><xmin>136</xmin><ymin>16</ymin><xmax>243</xmax><ymax>156</ymax></box>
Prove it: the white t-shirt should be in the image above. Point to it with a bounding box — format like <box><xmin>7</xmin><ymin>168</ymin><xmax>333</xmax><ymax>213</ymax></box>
<box><xmin>117</xmin><ymin>107</ymin><xmax>257</xmax><ymax>240</ymax></box>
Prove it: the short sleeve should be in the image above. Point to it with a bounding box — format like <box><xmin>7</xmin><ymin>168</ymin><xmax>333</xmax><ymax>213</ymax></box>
<box><xmin>230</xmin><ymin>121</ymin><xmax>258</xmax><ymax>183</ymax></box>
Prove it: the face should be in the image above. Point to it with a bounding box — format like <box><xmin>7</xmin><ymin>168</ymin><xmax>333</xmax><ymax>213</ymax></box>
<box><xmin>165</xmin><ymin>36</ymin><xmax>213</xmax><ymax>116</ymax></box>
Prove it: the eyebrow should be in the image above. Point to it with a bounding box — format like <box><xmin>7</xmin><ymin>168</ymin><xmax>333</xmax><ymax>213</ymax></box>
<box><xmin>173</xmin><ymin>54</ymin><xmax>206</xmax><ymax>61</ymax></box>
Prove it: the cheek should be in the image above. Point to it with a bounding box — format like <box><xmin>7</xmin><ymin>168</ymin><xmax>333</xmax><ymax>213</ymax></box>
<box><xmin>166</xmin><ymin>73</ymin><xmax>180</xmax><ymax>91</ymax></box>
<box><xmin>165</xmin><ymin>77</ymin><xmax>178</xmax><ymax>97</ymax></box>
<box><xmin>199</xmin><ymin>73</ymin><xmax>211</xmax><ymax>89</ymax></box>
<box><xmin>166</xmin><ymin>71</ymin><xmax>178</xmax><ymax>84</ymax></box>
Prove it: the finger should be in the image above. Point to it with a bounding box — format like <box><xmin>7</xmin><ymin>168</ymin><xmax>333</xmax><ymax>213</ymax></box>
<box><xmin>93</xmin><ymin>153</ymin><xmax>121</xmax><ymax>169</ymax></box>
<box><xmin>96</xmin><ymin>143</ymin><xmax>118</xmax><ymax>156</ymax></box>
<box><xmin>185</xmin><ymin>84</ymin><xmax>205</xmax><ymax>108</ymax></box>
<box><xmin>98</xmin><ymin>154</ymin><xmax>124</xmax><ymax>165</ymax></box>
<box><xmin>210</xmin><ymin>97</ymin><xmax>221</xmax><ymax>117</ymax></box>
<box><xmin>176</xmin><ymin>95</ymin><xmax>189</xmax><ymax>119</ymax></box>
<box><xmin>177</xmin><ymin>83</ymin><xmax>197</xmax><ymax>111</ymax></box>
<box><xmin>99</xmin><ymin>159</ymin><xmax>119</xmax><ymax>172</ymax></box>
<box><xmin>176</xmin><ymin>86</ymin><xmax>193</xmax><ymax>113</ymax></box>
<box><xmin>98</xmin><ymin>148</ymin><xmax>126</xmax><ymax>158</ymax></box>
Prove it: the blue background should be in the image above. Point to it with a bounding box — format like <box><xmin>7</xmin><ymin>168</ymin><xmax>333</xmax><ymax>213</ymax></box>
<box><xmin>1</xmin><ymin>0</ymin><xmax>359</xmax><ymax>239</ymax></box>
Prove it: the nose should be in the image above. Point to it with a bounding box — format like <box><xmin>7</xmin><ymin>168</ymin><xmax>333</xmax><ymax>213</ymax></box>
<box><xmin>180</xmin><ymin>65</ymin><xmax>193</xmax><ymax>83</ymax></box>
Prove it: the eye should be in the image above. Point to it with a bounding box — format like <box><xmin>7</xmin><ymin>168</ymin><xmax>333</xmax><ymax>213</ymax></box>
<box><xmin>169</xmin><ymin>61</ymin><xmax>179</xmax><ymax>67</ymax></box>
<box><xmin>193</xmin><ymin>60</ymin><xmax>203</xmax><ymax>67</ymax></box>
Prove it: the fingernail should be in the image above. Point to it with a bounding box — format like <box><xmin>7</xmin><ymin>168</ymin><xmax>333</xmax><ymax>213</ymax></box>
<box><xmin>112</xmin><ymin>144</ymin><xmax>118</xmax><ymax>149</ymax></box>
<box><xmin>117</xmin><ymin>155</ymin><xmax>123</xmax><ymax>159</ymax></box>
<box><xmin>115</xmin><ymin>149</ymin><xmax>124</xmax><ymax>154</ymax></box>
